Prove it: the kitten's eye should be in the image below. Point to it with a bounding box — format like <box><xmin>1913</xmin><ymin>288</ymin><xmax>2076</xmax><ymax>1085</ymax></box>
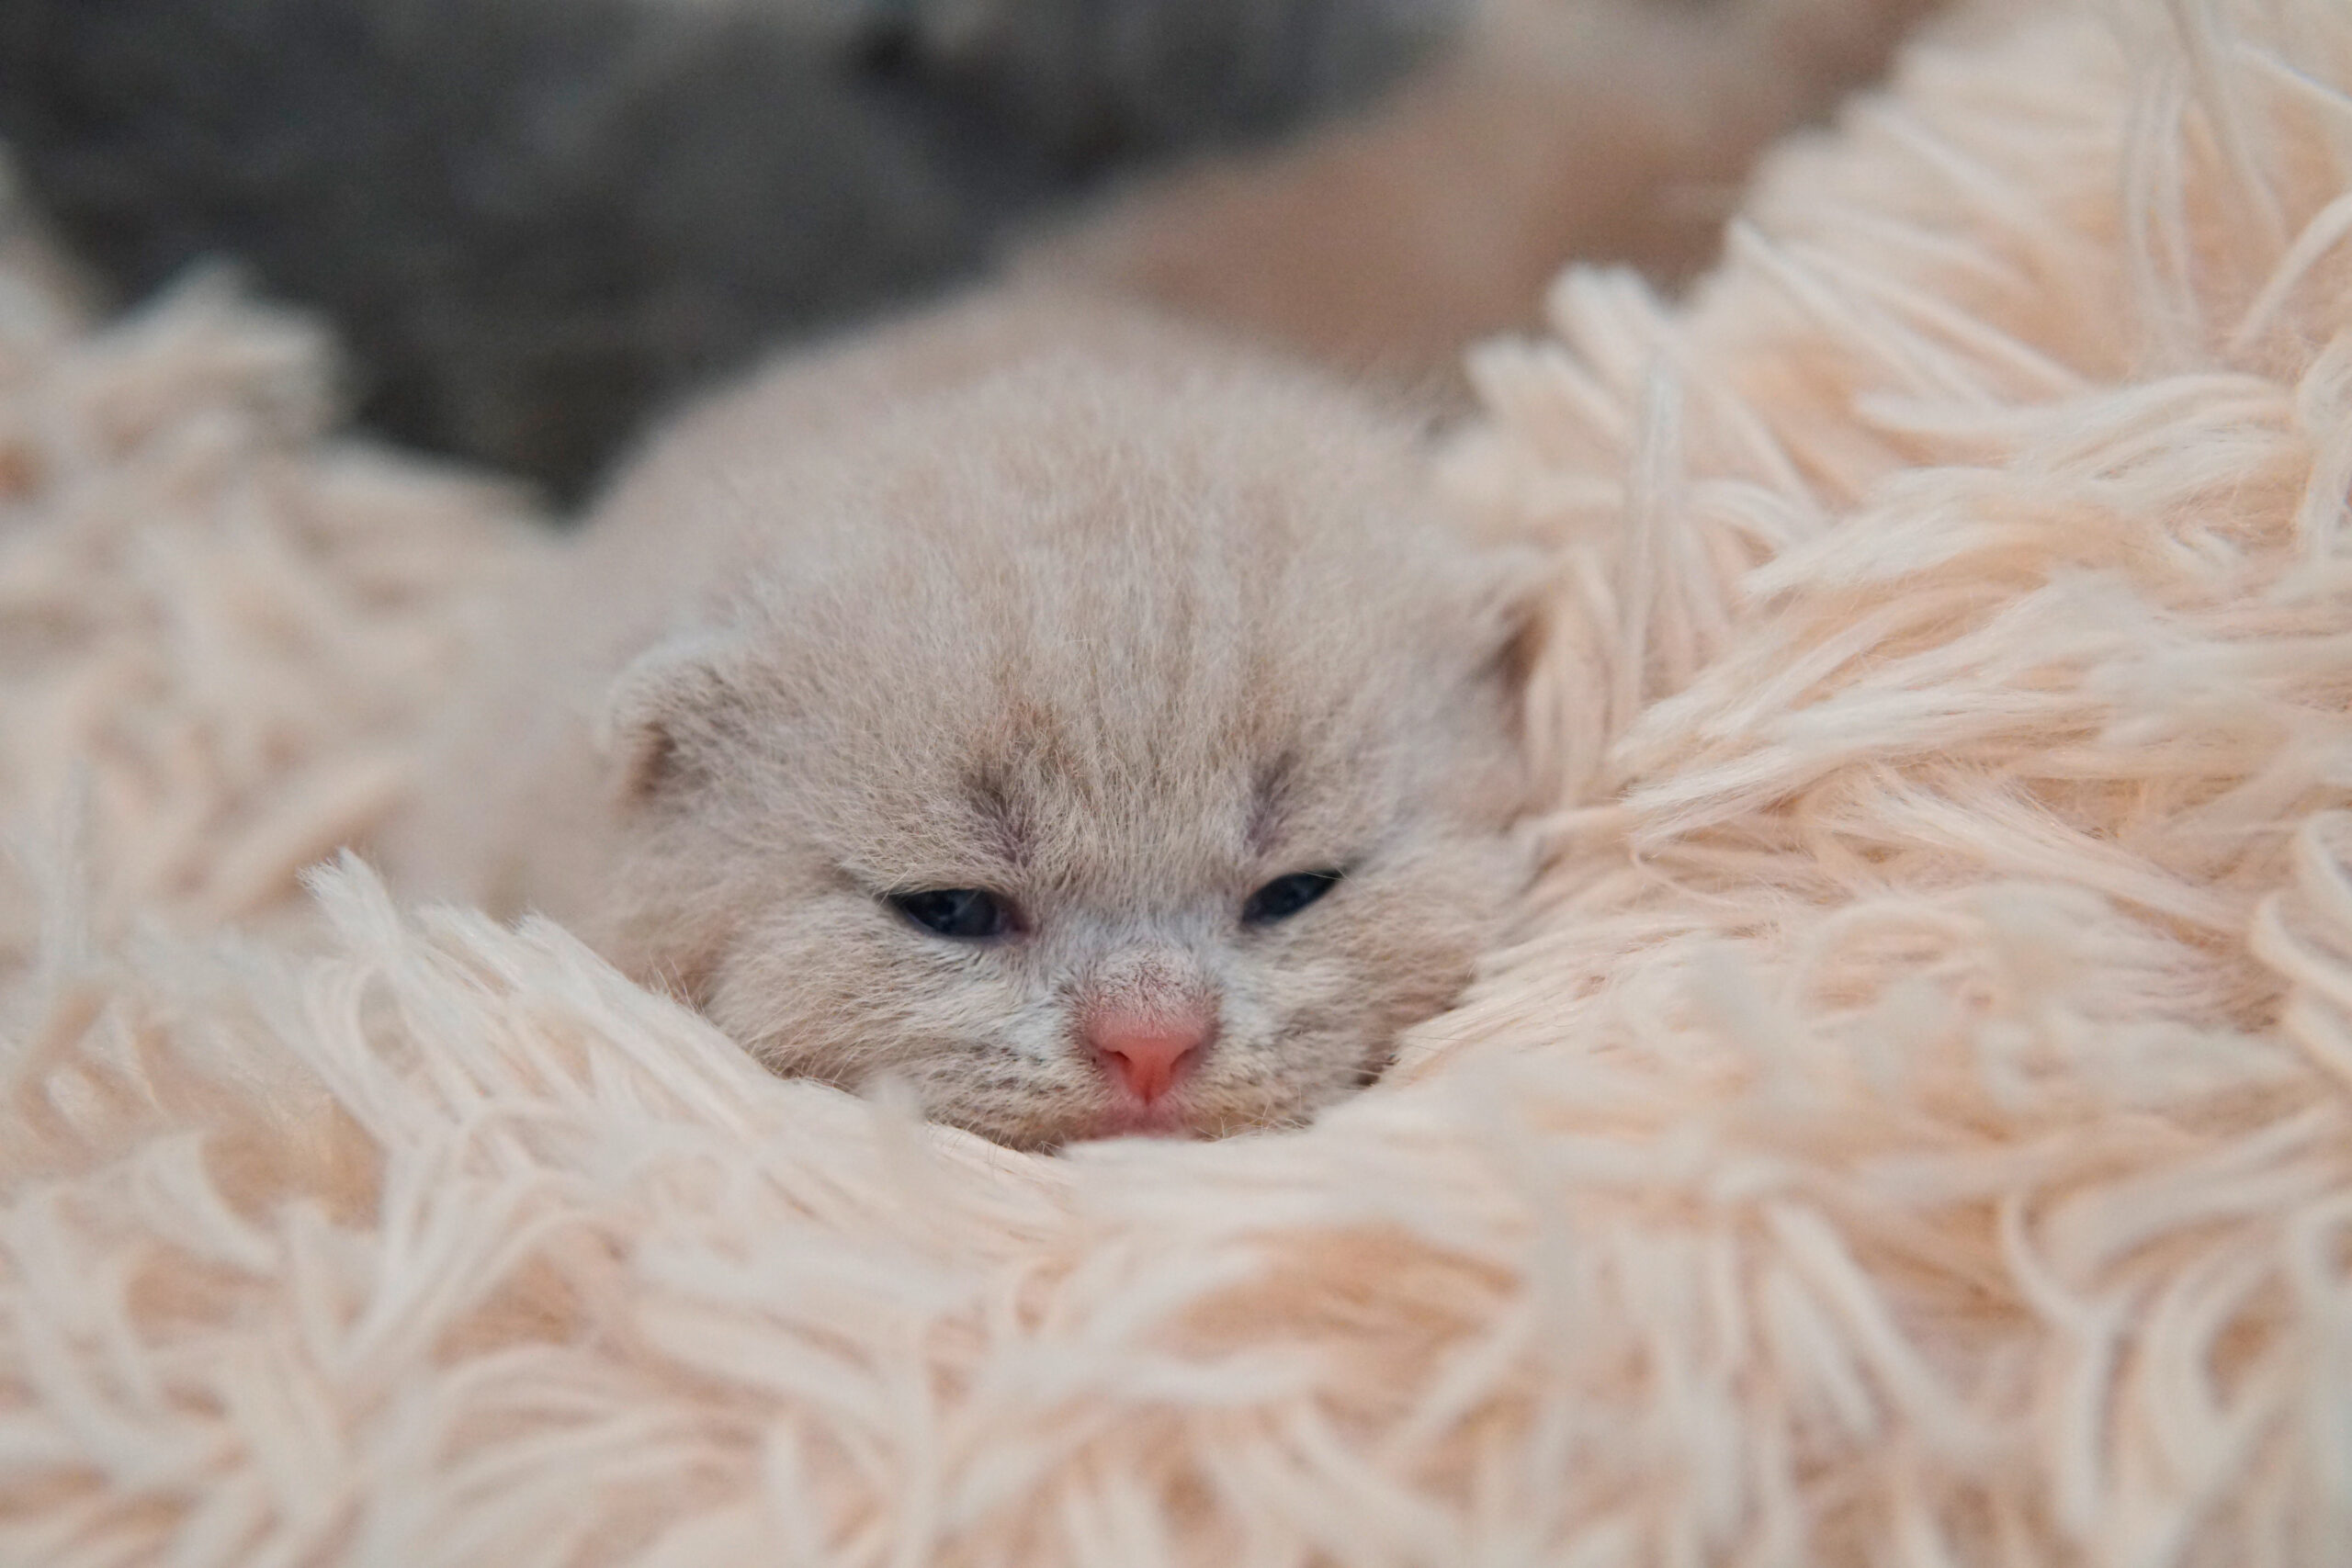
<box><xmin>888</xmin><ymin>888</ymin><xmax>1018</xmax><ymax>940</ymax></box>
<box><xmin>1242</xmin><ymin>870</ymin><xmax>1342</xmax><ymax>925</ymax></box>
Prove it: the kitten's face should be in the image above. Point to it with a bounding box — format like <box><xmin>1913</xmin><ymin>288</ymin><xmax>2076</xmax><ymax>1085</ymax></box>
<box><xmin>588</xmin><ymin>346</ymin><xmax>1536</xmax><ymax>1147</ymax></box>
<box><xmin>652</xmin><ymin>725</ymin><xmax>1528</xmax><ymax>1148</ymax></box>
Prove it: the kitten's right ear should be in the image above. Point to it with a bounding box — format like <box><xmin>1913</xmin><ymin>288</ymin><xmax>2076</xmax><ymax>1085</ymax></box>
<box><xmin>1469</xmin><ymin>546</ymin><xmax>1553</xmax><ymax>695</ymax></box>
<box><xmin>1460</xmin><ymin>544</ymin><xmax>1557</xmax><ymax>775</ymax></box>
<box><xmin>595</xmin><ymin>629</ymin><xmax>751</xmax><ymax>806</ymax></box>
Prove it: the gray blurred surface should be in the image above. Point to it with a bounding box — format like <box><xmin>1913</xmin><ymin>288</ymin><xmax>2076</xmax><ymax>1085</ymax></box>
<box><xmin>0</xmin><ymin>0</ymin><xmax>1463</xmax><ymax>500</ymax></box>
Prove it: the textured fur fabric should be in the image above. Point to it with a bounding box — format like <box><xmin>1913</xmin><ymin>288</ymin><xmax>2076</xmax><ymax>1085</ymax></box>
<box><xmin>7</xmin><ymin>1</ymin><xmax>2352</xmax><ymax>1565</ymax></box>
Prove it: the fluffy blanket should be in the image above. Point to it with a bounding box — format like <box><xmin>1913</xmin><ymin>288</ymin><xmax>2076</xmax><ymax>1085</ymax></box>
<box><xmin>6</xmin><ymin>1</ymin><xmax>2352</xmax><ymax>1563</ymax></box>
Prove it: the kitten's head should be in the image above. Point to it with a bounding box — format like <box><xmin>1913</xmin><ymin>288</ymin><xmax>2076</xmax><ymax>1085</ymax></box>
<box><xmin>591</xmin><ymin>341</ymin><xmax>1541</xmax><ymax>1148</ymax></box>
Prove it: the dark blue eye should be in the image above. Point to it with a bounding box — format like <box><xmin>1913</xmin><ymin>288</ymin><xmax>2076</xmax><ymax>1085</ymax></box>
<box><xmin>1242</xmin><ymin>870</ymin><xmax>1341</xmax><ymax>925</ymax></box>
<box><xmin>888</xmin><ymin>888</ymin><xmax>1017</xmax><ymax>940</ymax></box>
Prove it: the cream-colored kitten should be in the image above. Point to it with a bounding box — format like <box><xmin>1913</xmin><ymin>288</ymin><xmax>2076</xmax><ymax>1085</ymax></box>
<box><xmin>386</xmin><ymin>290</ymin><xmax>1538</xmax><ymax>1149</ymax></box>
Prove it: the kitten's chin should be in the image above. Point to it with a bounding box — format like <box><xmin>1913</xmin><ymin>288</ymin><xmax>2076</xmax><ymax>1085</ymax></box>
<box><xmin>943</xmin><ymin>1097</ymin><xmax>1223</xmax><ymax>1152</ymax></box>
<box><xmin>1076</xmin><ymin>1101</ymin><xmax>1206</xmax><ymax>1144</ymax></box>
<box><xmin>914</xmin><ymin>1068</ymin><xmax>1344</xmax><ymax>1151</ymax></box>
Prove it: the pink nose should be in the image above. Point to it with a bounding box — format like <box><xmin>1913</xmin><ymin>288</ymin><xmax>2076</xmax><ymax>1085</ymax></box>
<box><xmin>1086</xmin><ymin>1010</ymin><xmax>1214</xmax><ymax>1104</ymax></box>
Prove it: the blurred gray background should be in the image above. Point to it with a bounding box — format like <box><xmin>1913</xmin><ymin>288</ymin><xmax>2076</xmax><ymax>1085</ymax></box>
<box><xmin>0</xmin><ymin>0</ymin><xmax>1467</xmax><ymax>499</ymax></box>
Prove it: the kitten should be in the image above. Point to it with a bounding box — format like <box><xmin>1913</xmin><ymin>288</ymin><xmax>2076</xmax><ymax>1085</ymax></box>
<box><xmin>383</xmin><ymin>289</ymin><xmax>1541</xmax><ymax>1148</ymax></box>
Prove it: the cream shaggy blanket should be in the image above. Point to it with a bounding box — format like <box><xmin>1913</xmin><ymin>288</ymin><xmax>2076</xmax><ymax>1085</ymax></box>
<box><xmin>6</xmin><ymin>1</ymin><xmax>2352</xmax><ymax>1562</ymax></box>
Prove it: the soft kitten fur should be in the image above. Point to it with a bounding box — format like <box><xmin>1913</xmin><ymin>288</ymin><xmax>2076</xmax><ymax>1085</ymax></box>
<box><xmin>384</xmin><ymin>290</ymin><xmax>1539</xmax><ymax>1149</ymax></box>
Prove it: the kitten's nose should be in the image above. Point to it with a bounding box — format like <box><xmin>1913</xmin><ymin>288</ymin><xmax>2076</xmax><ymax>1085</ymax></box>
<box><xmin>1086</xmin><ymin>1007</ymin><xmax>1215</xmax><ymax>1104</ymax></box>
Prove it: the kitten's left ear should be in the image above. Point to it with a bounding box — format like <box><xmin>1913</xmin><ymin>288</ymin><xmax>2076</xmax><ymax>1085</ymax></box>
<box><xmin>594</xmin><ymin>627</ymin><xmax>755</xmax><ymax>806</ymax></box>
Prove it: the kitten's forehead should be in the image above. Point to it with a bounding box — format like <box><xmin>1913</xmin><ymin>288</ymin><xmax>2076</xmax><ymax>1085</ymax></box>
<box><xmin>702</xmin><ymin>342</ymin><xmax>1507</xmax><ymax>891</ymax></box>
<box><xmin>779</xmin><ymin>587</ymin><xmax>1424</xmax><ymax>900</ymax></box>
<box><xmin>933</xmin><ymin>709</ymin><xmax>1323</xmax><ymax>893</ymax></box>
